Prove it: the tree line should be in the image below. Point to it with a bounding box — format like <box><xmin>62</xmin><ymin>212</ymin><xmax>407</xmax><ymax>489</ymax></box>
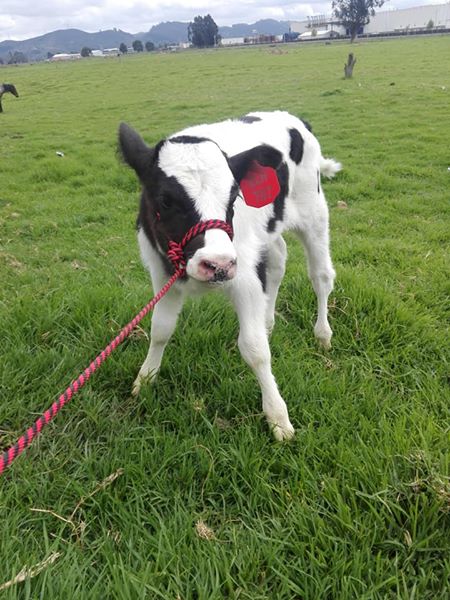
<box><xmin>80</xmin><ymin>40</ymin><xmax>155</xmax><ymax>57</ymax></box>
<box><xmin>78</xmin><ymin>14</ymin><xmax>220</xmax><ymax>58</ymax></box>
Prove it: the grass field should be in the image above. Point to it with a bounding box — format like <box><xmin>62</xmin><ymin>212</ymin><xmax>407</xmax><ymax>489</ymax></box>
<box><xmin>0</xmin><ymin>36</ymin><xmax>449</xmax><ymax>598</ymax></box>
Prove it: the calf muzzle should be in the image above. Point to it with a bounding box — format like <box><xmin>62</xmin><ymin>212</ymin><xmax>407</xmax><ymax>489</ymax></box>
<box><xmin>166</xmin><ymin>220</ymin><xmax>234</xmax><ymax>278</ymax></box>
<box><xmin>198</xmin><ymin>258</ymin><xmax>237</xmax><ymax>282</ymax></box>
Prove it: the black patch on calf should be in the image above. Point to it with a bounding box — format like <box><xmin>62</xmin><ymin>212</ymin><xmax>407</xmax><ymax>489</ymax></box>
<box><xmin>229</xmin><ymin>145</ymin><xmax>283</xmax><ymax>184</ymax></box>
<box><xmin>137</xmin><ymin>165</ymin><xmax>204</xmax><ymax>277</ymax></box>
<box><xmin>238</xmin><ymin>115</ymin><xmax>262</xmax><ymax>124</ymax></box>
<box><xmin>226</xmin><ymin>181</ymin><xmax>239</xmax><ymax>226</ymax></box>
<box><xmin>169</xmin><ymin>135</ymin><xmax>211</xmax><ymax>145</ymax></box>
<box><xmin>317</xmin><ymin>169</ymin><xmax>320</xmax><ymax>193</ymax></box>
<box><xmin>119</xmin><ymin>123</ymin><xmax>155</xmax><ymax>181</ymax></box>
<box><xmin>256</xmin><ymin>253</ymin><xmax>268</xmax><ymax>293</ymax></box>
<box><xmin>136</xmin><ymin>192</ymin><xmax>175</xmax><ymax>277</ymax></box>
<box><xmin>301</xmin><ymin>119</ymin><xmax>312</xmax><ymax>132</ymax></box>
<box><xmin>288</xmin><ymin>128</ymin><xmax>304</xmax><ymax>165</ymax></box>
<box><xmin>267</xmin><ymin>162</ymin><xmax>289</xmax><ymax>233</ymax></box>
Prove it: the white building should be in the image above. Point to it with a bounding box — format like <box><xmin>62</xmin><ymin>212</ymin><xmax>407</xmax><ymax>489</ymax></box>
<box><xmin>290</xmin><ymin>3</ymin><xmax>450</xmax><ymax>38</ymax></box>
<box><xmin>49</xmin><ymin>53</ymin><xmax>81</xmax><ymax>61</ymax></box>
<box><xmin>103</xmin><ymin>48</ymin><xmax>120</xmax><ymax>56</ymax></box>
<box><xmin>299</xmin><ymin>29</ymin><xmax>340</xmax><ymax>39</ymax></box>
<box><xmin>290</xmin><ymin>14</ymin><xmax>337</xmax><ymax>36</ymax></box>
<box><xmin>365</xmin><ymin>3</ymin><xmax>450</xmax><ymax>34</ymax></box>
<box><xmin>221</xmin><ymin>37</ymin><xmax>246</xmax><ymax>46</ymax></box>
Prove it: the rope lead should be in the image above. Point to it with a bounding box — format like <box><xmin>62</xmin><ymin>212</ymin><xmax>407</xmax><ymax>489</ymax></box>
<box><xmin>0</xmin><ymin>219</ymin><xmax>233</xmax><ymax>476</ymax></box>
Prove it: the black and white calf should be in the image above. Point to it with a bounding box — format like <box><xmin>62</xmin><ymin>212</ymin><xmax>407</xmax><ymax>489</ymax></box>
<box><xmin>119</xmin><ymin>111</ymin><xmax>341</xmax><ymax>440</ymax></box>
<box><xmin>0</xmin><ymin>83</ymin><xmax>19</xmax><ymax>113</ymax></box>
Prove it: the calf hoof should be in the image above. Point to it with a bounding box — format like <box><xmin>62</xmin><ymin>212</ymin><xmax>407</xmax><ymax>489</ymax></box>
<box><xmin>317</xmin><ymin>336</ymin><xmax>332</xmax><ymax>350</ymax></box>
<box><xmin>132</xmin><ymin>369</ymin><xmax>158</xmax><ymax>396</ymax></box>
<box><xmin>131</xmin><ymin>378</ymin><xmax>142</xmax><ymax>397</ymax></box>
<box><xmin>270</xmin><ymin>420</ymin><xmax>295</xmax><ymax>441</ymax></box>
<box><xmin>314</xmin><ymin>323</ymin><xmax>332</xmax><ymax>350</ymax></box>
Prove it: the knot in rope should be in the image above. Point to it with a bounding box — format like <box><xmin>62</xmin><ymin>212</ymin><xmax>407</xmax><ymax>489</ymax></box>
<box><xmin>167</xmin><ymin>241</ymin><xmax>186</xmax><ymax>272</ymax></box>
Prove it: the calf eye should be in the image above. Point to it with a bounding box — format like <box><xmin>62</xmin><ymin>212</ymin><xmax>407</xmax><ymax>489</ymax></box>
<box><xmin>160</xmin><ymin>196</ymin><xmax>172</xmax><ymax>210</ymax></box>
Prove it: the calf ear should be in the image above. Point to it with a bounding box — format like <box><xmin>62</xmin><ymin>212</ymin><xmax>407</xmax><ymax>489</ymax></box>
<box><xmin>118</xmin><ymin>123</ymin><xmax>154</xmax><ymax>180</ymax></box>
<box><xmin>228</xmin><ymin>145</ymin><xmax>283</xmax><ymax>208</ymax></box>
<box><xmin>228</xmin><ymin>145</ymin><xmax>283</xmax><ymax>183</ymax></box>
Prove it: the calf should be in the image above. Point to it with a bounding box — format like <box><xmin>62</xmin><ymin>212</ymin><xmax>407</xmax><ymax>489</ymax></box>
<box><xmin>119</xmin><ymin>111</ymin><xmax>341</xmax><ymax>440</ymax></box>
<box><xmin>0</xmin><ymin>83</ymin><xmax>19</xmax><ymax>113</ymax></box>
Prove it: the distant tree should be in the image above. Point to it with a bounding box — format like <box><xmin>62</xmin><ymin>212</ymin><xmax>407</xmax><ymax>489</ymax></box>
<box><xmin>188</xmin><ymin>14</ymin><xmax>220</xmax><ymax>48</ymax></box>
<box><xmin>47</xmin><ymin>51</ymin><xmax>54</xmax><ymax>59</ymax></box>
<box><xmin>426</xmin><ymin>19</ymin><xmax>434</xmax><ymax>30</ymax></box>
<box><xmin>132</xmin><ymin>40</ymin><xmax>144</xmax><ymax>52</ymax></box>
<box><xmin>8</xmin><ymin>51</ymin><xmax>28</xmax><ymax>64</ymax></box>
<box><xmin>145</xmin><ymin>41</ymin><xmax>155</xmax><ymax>52</ymax></box>
<box><xmin>0</xmin><ymin>58</ymin><xmax>3</xmax><ymax>65</ymax></box>
<box><xmin>81</xmin><ymin>46</ymin><xmax>92</xmax><ymax>57</ymax></box>
<box><xmin>119</xmin><ymin>42</ymin><xmax>128</xmax><ymax>54</ymax></box>
<box><xmin>332</xmin><ymin>0</ymin><xmax>385</xmax><ymax>42</ymax></box>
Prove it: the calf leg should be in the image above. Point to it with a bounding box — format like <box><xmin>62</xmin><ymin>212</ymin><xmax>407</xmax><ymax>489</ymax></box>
<box><xmin>265</xmin><ymin>236</ymin><xmax>287</xmax><ymax>333</ymax></box>
<box><xmin>229</xmin><ymin>278</ymin><xmax>294</xmax><ymax>440</ymax></box>
<box><xmin>132</xmin><ymin>232</ymin><xmax>185</xmax><ymax>396</ymax></box>
<box><xmin>132</xmin><ymin>284</ymin><xmax>184</xmax><ymax>396</ymax></box>
<box><xmin>295</xmin><ymin>202</ymin><xmax>335</xmax><ymax>349</ymax></box>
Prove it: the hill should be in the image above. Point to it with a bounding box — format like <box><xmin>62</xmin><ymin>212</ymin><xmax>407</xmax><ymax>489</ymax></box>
<box><xmin>140</xmin><ymin>21</ymin><xmax>190</xmax><ymax>45</ymax></box>
<box><xmin>0</xmin><ymin>28</ymin><xmax>136</xmax><ymax>62</ymax></box>
<box><xmin>219</xmin><ymin>19</ymin><xmax>290</xmax><ymax>38</ymax></box>
<box><xmin>0</xmin><ymin>19</ymin><xmax>291</xmax><ymax>62</ymax></box>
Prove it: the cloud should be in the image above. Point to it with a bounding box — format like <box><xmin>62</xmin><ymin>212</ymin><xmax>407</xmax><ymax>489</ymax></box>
<box><xmin>0</xmin><ymin>0</ymin><xmax>329</xmax><ymax>41</ymax></box>
<box><xmin>0</xmin><ymin>0</ymin><xmax>440</xmax><ymax>42</ymax></box>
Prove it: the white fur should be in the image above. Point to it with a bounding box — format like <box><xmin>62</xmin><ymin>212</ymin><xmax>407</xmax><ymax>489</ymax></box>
<box><xmin>133</xmin><ymin>111</ymin><xmax>340</xmax><ymax>440</ymax></box>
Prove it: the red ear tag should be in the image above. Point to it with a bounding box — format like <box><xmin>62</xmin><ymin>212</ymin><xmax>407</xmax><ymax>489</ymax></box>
<box><xmin>240</xmin><ymin>162</ymin><xmax>280</xmax><ymax>208</ymax></box>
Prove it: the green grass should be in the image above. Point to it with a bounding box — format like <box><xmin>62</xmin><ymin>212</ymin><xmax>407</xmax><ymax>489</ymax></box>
<box><xmin>0</xmin><ymin>37</ymin><xmax>449</xmax><ymax>598</ymax></box>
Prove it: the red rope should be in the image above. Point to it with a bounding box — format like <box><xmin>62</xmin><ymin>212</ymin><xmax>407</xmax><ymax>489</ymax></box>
<box><xmin>0</xmin><ymin>219</ymin><xmax>233</xmax><ymax>476</ymax></box>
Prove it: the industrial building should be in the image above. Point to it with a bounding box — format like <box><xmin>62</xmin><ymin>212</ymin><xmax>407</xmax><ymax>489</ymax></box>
<box><xmin>289</xmin><ymin>3</ymin><xmax>450</xmax><ymax>38</ymax></box>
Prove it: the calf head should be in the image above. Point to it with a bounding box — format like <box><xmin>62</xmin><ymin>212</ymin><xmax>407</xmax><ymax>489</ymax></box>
<box><xmin>119</xmin><ymin>123</ymin><xmax>282</xmax><ymax>283</ymax></box>
<box><xmin>3</xmin><ymin>84</ymin><xmax>19</xmax><ymax>97</ymax></box>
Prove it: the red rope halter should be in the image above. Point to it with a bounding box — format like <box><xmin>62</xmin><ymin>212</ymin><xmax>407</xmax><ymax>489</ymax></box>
<box><xmin>0</xmin><ymin>219</ymin><xmax>233</xmax><ymax>476</ymax></box>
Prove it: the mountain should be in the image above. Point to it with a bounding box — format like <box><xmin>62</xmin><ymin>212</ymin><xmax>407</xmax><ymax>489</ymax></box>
<box><xmin>219</xmin><ymin>19</ymin><xmax>290</xmax><ymax>38</ymax></box>
<box><xmin>0</xmin><ymin>28</ymin><xmax>136</xmax><ymax>62</ymax></box>
<box><xmin>0</xmin><ymin>19</ymin><xmax>291</xmax><ymax>62</ymax></box>
<box><xmin>139</xmin><ymin>21</ymin><xmax>190</xmax><ymax>45</ymax></box>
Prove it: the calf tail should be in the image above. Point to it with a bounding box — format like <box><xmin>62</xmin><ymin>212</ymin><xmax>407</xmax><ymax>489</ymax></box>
<box><xmin>320</xmin><ymin>157</ymin><xmax>342</xmax><ymax>179</ymax></box>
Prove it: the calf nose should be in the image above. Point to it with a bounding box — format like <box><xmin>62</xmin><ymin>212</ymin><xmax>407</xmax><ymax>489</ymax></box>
<box><xmin>198</xmin><ymin>258</ymin><xmax>237</xmax><ymax>282</ymax></box>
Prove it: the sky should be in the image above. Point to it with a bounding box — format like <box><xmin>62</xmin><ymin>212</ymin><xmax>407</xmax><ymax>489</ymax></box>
<box><xmin>0</xmin><ymin>0</ymin><xmax>439</xmax><ymax>42</ymax></box>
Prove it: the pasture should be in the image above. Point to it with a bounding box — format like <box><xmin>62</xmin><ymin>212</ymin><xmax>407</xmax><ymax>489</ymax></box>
<box><xmin>0</xmin><ymin>36</ymin><xmax>449</xmax><ymax>598</ymax></box>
